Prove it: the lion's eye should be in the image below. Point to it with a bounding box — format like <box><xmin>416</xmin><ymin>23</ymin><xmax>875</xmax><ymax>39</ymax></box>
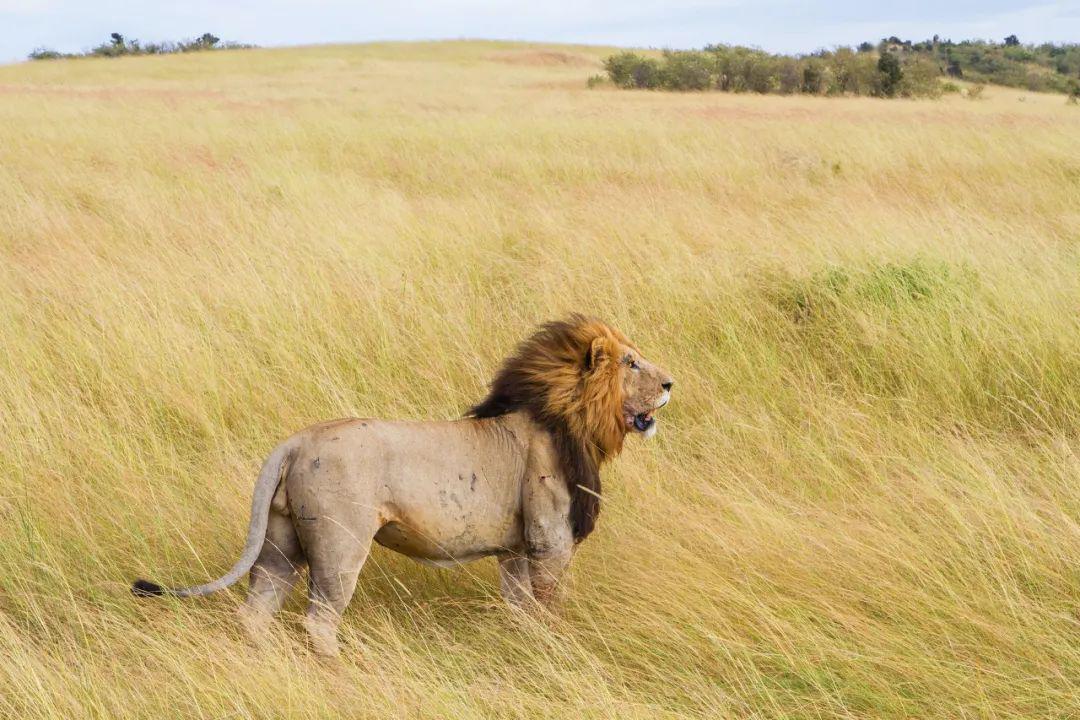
<box><xmin>629</xmin><ymin>360</ymin><xmax>640</xmax><ymax>370</ymax></box>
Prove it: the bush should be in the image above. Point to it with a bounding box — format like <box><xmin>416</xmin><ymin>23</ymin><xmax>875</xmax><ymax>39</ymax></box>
<box><xmin>631</xmin><ymin>60</ymin><xmax>662</xmax><ymax>89</ymax></box>
<box><xmin>941</xmin><ymin>81</ymin><xmax>961</xmax><ymax>93</ymax></box>
<box><xmin>776</xmin><ymin>58</ymin><xmax>802</xmax><ymax>94</ymax></box>
<box><xmin>603</xmin><ymin>52</ymin><xmax>637</xmax><ymax>87</ymax></box>
<box><xmin>802</xmin><ymin>59</ymin><xmax>825</xmax><ymax>94</ymax></box>
<box><xmin>183</xmin><ymin>33</ymin><xmax>220</xmax><ymax>51</ymax></box>
<box><xmin>28</xmin><ymin>48</ymin><xmax>66</xmax><ymax>60</ymax></box>
<box><xmin>603</xmin><ymin>52</ymin><xmax>661</xmax><ymax>89</ymax></box>
<box><xmin>90</xmin><ymin>32</ymin><xmax>130</xmax><ymax>57</ymax></box>
<box><xmin>899</xmin><ymin>57</ymin><xmax>942</xmax><ymax>98</ymax></box>
<box><xmin>877</xmin><ymin>52</ymin><xmax>903</xmax><ymax>97</ymax></box>
<box><xmin>659</xmin><ymin>50</ymin><xmax>714</xmax><ymax>91</ymax></box>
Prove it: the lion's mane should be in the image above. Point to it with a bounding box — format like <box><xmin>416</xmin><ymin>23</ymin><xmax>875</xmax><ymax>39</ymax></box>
<box><xmin>467</xmin><ymin>315</ymin><xmax>634</xmax><ymax>541</ymax></box>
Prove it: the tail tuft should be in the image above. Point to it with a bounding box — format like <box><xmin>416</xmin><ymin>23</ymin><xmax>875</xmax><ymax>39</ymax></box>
<box><xmin>131</xmin><ymin>579</ymin><xmax>166</xmax><ymax>597</ymax></box>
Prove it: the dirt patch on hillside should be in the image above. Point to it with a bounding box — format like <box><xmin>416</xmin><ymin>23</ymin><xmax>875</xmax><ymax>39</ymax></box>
<box><xmin>489</xmin><ymin>50</ymin><xmax>596</xmax><ymax>67</ymax></box>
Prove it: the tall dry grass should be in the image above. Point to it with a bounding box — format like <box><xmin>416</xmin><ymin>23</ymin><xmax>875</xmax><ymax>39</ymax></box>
<box><xmin>1</xmin><ymin>40</ymin><xmax>1079</xmax><ymax>718</ymax></box>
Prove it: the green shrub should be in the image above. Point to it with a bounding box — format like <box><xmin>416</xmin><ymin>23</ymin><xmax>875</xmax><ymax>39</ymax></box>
<box><xmin>899</xmin><ymin>57</ymin><xmax>942</xmax><ymax>98</ymax></box>
<box><xmin>630</xmin><ymin>58</ymin><xmax>662</xmax><ymax>89</ymax></box>
<box><xmin>659</xmin><ymin>50</ymin><xmax>714</xmax><ymax>90</ymax></box>
<box><xmin>776</xmin><ymin>57</ymin><xmax>802</xmax><ymax>94</ymax></box>
<box><xmin>603</xmin><ymin>52</ymin><xmax>637</xmax><ymax>87</ymax></box>
<box><xmin>90</xmin><ymin>32</ymin><xmax>130</xmax><ymax>57</ymax></box>
<box><xmin>183</xmin><ymin>33</ymin><xmax>220</xmax><ymax>51</ymax></box>
<box><xmin>802</xmin><ymin>59</ymin><xmax>825</xmax><ymax>94</ymax></box>
<box><xmin>603</xmin><ymin>52</ymin><xmax>661</xmax><ymax>89</ymax></box>
<box><xmin>27</xmin><ymin>48</ymin><xmax>66</xmax><ymax>60</ymax></box>
<box><xmin>877</xmin><ymin>52</ymin><xmax>903</xmax><ymax>97</ymax></box>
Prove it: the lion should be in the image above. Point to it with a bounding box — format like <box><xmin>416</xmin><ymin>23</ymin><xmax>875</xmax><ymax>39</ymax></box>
<box><xmin>132</xmin><ymin>315</ymin><xmax>673</xmax><ymax>656</ymax></box>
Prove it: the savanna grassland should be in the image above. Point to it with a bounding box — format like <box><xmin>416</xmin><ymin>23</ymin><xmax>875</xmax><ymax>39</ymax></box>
<box><xmin>1</xmin><ymin>40</ymin><xmax>1079</xmax><ymax>719</ymax></box>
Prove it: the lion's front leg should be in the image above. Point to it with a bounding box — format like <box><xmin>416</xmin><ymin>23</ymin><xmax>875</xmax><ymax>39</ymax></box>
<box><xmin>520</xmin><ymin>469</ymin><xmax>575</xmax><ymax>610</ymax></box>
<box><xmin>498</xmin><ymin>555</ymin><xmax>533</xmax><ymax>608</ymax></box>
<box><xmin>528</xmin><ymin>547</ymin><xmax>572</xmax><ymax>608</ymax></box>
<box><xmin>499</xmin><ymin>549</ymin><xmax>572</xmax><ymax>610</ymax></box>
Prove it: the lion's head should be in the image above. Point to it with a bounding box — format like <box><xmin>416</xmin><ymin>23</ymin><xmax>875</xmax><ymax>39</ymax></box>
<box><xmin>468</xmin><ymin>315</ymin><xmax>673</xmax><ymax>540</ymax></box>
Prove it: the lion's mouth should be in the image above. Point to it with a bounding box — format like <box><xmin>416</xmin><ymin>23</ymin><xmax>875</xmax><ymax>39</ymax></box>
<box><xmin>633</xmin><ymin>412</ymin><xmax>655</xmax><ymax>432</ymax></box>
<box><xmin>626</xmin><ymin>410</ymin><xmax>655</xmax><ymax>433</ymax></box>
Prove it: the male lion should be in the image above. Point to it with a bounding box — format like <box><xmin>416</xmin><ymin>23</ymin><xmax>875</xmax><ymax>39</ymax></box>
<box><xmin>133</xmin><ymin>315</ymin><xmax>673</xmax><ymax>656</ymax></box>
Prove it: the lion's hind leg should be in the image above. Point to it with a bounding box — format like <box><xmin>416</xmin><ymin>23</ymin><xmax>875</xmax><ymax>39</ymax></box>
<box><xmin>239</xmin><ymin>508</ymin><xmax>306</xmax><ymax>645</ymax></box>
<box><xmin>299</xmin><ymin>516</ymin><xmax>376</xmax><ymax>658</ymax></box>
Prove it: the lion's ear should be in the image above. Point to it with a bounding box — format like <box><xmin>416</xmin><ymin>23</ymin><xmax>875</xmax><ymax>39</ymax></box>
<box><xmin>585</xmin><ymin>336</ymin><xmax>609</xmax><ymax>373</ymax></box>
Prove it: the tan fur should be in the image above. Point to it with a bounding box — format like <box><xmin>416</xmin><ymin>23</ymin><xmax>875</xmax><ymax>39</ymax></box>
<box><xmin>133</xmin><ymin>316</ymin><xmax>673</xmax><ymax>657</ymax></box>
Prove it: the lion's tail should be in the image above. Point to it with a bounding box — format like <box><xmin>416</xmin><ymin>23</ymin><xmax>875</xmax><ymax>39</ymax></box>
<box><xmin>131</xmin><ymin>441</ymin><xmax>296</xmax><ymax>599</ymax></box>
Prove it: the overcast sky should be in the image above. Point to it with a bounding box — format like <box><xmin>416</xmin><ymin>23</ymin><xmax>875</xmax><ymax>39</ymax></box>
<box><xmin>1</xmin><ymin>1</ymin><xmax>1078</xmax><ymax>63</ymax></box>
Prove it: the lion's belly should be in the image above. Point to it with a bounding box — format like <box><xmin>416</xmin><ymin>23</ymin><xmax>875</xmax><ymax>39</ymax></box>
<box><xmin>373</xmin><ymin>521</ymin><xmax>510</xmax><ymax>565</ymax></box>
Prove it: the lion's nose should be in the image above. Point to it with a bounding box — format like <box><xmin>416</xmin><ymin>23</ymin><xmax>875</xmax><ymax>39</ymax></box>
<box><xmin>661</xmin><ymin>380</ymin><xmax>673</xmax><ymax>391</ymax></box>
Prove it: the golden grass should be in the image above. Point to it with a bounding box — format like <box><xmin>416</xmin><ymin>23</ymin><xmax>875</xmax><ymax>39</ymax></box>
<box><xmin>1</xmin><ymin>40</ymin><xmax>1079</xmax><ymax>718</ymax></box>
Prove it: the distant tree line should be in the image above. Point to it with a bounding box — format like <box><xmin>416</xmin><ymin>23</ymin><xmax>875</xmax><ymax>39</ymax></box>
<box><xmin>601</xmin><ymin>36</ymin><xmax>1080</xmax><ymax>98</ymax></box>
<box><xmin>29</xmin><ymin>32</ymin><xmax>255</xmax><ymax>60</ymax></box>
<box><xmin>603</xmin><ymin>45</ymin><xmax>940</xmax><ymax>97</ymax></box>
<box><xmin>896</xmin><ymin>35</ymin><xmax>1079</xmax><ymax>94</ymax></box>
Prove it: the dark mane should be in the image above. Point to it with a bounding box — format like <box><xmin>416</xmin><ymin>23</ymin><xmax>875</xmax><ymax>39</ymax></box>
<box><xmin>467</xmin><ymin>316</ymin><xmax>628</xmax><ymax>542</ymax></box>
